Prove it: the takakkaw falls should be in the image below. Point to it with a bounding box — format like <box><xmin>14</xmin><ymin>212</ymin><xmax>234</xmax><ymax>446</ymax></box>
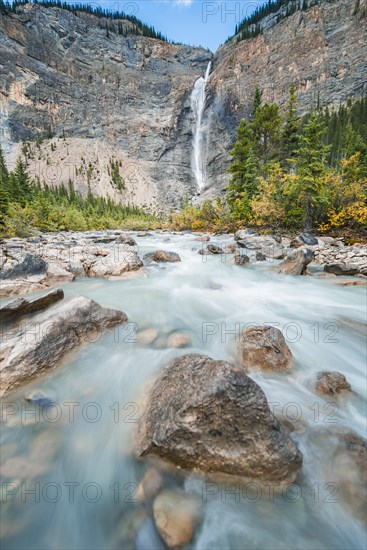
<box><xmin>1</xmin><ymin>1</ymin><xmax>367</xmax><ymax>549</ymax></box>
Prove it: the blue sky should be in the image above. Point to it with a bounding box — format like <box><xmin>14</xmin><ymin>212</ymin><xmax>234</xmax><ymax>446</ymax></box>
<box><xmin>82</xmin><ymin>1</ymin><xmax>267</xmax><ymax>51</ymax></box>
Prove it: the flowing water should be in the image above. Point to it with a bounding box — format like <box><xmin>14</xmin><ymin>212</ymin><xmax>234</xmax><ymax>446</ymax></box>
<box><xmin>1</xmin><ymin>232</ymin><xmax>366</xmax><ymax>549</ymax></box>
<box><xmin>191</xmin><ymin>62</ymin><xmax>211</xmax><ymax>191</ymax></box>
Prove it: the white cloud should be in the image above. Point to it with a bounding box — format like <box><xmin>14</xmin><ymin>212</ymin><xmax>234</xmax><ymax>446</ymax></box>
<box><xmin>174</xmin><ymin>0</ymin><xmax>193</xmax><ymax>5</ymax></box>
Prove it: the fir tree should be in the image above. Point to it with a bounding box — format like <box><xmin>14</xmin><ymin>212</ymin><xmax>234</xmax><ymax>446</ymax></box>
<box><xmin>252</xmin><ymin>103</ymin><xmax>282</xmax><ymax>165</ymax></box>
<box><xmin>282</xmin><ymin>83</ymin><xmax>300</xmax><ymax>162</ymax></box>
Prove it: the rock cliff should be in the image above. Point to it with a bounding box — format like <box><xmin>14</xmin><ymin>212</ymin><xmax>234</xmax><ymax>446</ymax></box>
<box><xmin>0</xmin><ymin>0</ymin><xmax>366</xmax><ymax>210</ymax></box>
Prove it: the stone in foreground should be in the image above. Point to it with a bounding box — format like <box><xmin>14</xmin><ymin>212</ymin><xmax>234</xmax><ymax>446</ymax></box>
<box><xmin>315</xmin><ymin>371</ymin><xmax>352</xmax><ymax>396</ymax></box>
<box><xmin>239</xmin><ymin>326</ymin><xmax>294</xmax><ymax>372</ymax></box>
<box><xmin>0</xmin><ymin>296</ymin><xmax>127</xmax><ymax>396</ymax></box>
<box><xmin>138</xmin><ymin>354</ymin><xmax>302</xmax><ymax>482</ymax></box>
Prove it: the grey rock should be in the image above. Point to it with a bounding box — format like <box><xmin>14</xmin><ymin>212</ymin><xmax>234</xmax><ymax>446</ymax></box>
<box><xmin>297</xmin><ymin>233</ymin><xmax>318</xmax><ymax>246</ymax></box>
<box><xmin>0</xmin><ymin>289</ymin><xmax>64</xmax><ymax>323</ymax></box>
<box><xmin>233</xmin><ymin>254</ymin><xmax>250</xmax><ymax>266</ymax></box>
<box><xmin>138</xmin><ymin>354</ymin><xmax>302</xmax><ymax>482</ymax></box>
<box><xmin>0</xmin><ymin>296</ymin><xmax>127</xmax><ymax>396</ymax></box>
<box><xmin>0</xmin><ymin>254</ymin><xmax>47</xmax><ymax>280</ymax></box>
<box><xmin>324</xmin><ymin>263</ymin><xmax>360</xmax><ymax>276</ymax></box>
<box><xmin>198</xmin><ymin>244</ymin><xmax>223</xmax><ymax>255</ymax></box>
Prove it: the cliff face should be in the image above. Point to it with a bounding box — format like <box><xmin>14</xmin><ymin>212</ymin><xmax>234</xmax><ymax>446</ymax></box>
<box><xmin>201</xmin><ymin>0</ymin><xmax>367</xmax><ymax>200</ymax></box>
<box><xmin>0</xmin><ymin>1</ymin><xmax>366</xmax><ymax>210</ymax></box>
<box><xmin>0</xmin><ymin>3</ymin><xmax>212</xmax><ymax>213</ymax></box>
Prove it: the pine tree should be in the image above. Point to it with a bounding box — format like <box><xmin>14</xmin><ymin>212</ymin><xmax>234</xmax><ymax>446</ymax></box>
<box><xmin>0</xmin><ymin>147</ymin><xmax>9</xmax><ymax>224</ymax></box>
<box><xmin>252</xmin><ymin>103</ymin><xmax>282</xmax><ymax>165</ymax></box>
<box><xmin>9</xmin><ymin>158</ymin><xmax>33</xmax><ymax>206</ymax></box>
<box><xmin>282</xmin><ymin>83</ymin><xmax>300</xmax><ymax>162</ymax></box>
<box><xmin>253</xmin><ymin>85</ymin><xmax>262</xmax><ymax>116</ymax></box>
<box><xmin>290</xmin><ymin>112</ymin><xmax>330</xmax><ymax>229</ymax></box>
<box><xmin>226</xmin><ymin>120</ymin><xmax>259</xmax><ymax>220</ymax></box>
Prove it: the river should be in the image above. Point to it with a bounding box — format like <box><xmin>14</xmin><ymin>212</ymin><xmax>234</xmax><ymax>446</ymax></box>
<box><xmin>1</xmin><ymin>231</ymin><xmax>366</xmax><ymax>549</ymax></box>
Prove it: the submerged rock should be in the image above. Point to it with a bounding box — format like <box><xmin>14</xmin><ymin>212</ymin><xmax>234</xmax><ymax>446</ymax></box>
<box><xmin>315</xmin><ymin>371</ymin><xmax>352</xmax><ymax>396</ymax></box>
<box><xmin>166</xmin><ymin>332</ymin><xmax>191</xmax><ymax>349</ymax></box>
<box><xmin>136</xmin><ymin>468</ymin><xmax>163</xmax><ymax>503</ymax></box>
<box><xmin>144</xmin><ymin>251</ymin><xmax>181</xmax><ymax>263</ymax></box>
<box><xmin>0</xmin><ymin>296</ymin><xmax>127</xmax><ymax>396</ymax></box>
<box><xmin>239</xmin><ymin>326</ymin><xmax>294</xmax><ymax>372</ymax></box>
<box><xmin>138</xmin><ymin>354</ymin><xmax>302</xmax><ymax>482</ymax></box>
<box><xmin>277</xmin><ymin>248</ymin><xmax>314</xmax><ymax>275</ymax></box>
<box><xmin>153</xmin><ymin>490</ymin><xmax>201</xmax><ymax>549</ymax></box>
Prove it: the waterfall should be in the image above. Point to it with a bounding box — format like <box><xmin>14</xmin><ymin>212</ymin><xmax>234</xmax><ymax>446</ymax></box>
<box><xmin>191</xmin><ymin>61</ymin><xmax>211</xmax><ymax>191</ymax></box>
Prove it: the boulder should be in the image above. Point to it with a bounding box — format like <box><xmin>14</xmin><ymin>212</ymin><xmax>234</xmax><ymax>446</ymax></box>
<box><xmin>277</xmin><ymin>248</ymin><xmax>314</xmax><ymax>275</ymax></box>
<box><xmin>138</xmin><ymin>354</ymin><xmax>302</xmax><ymax>482</ymax></box>
<box><xmin>116</xmin><ymin>234</ymin><xmax>137</xmax><ymax>247</ymax></box>
<box><xmin>153</xmin><ymin>490</ymin><xmax>201</xmax><ymax>549</ymax></box>
<box><xmin>233</xmin><ymin>254</ymin><xmax>250</xmax><ymax>266</ymax></box>
<box><xmin>256</xmin><ymin>252</ymin><xmax>266</xmax><ymax>261</ymax></box>
<box><xmin>0</xmin><ymin>296</ymin><xmax>127</xmax><ymax>396</ymax></box>
<box><xmin>0</xmin><ymin>254</ymin><xmax>48</xmax><ymax>297</ymax></box>
<box><xmin>239</xmin><ymin>326</ymin><xmax>294</xmax><ymax>372</ymax></box>
<box><xmin>198</xmin><ymin>244</ymin><xmax>223</xmax><ymax>255</ymax></box>
<box><xmin>0</xmin><ymin>289</ymin><xmax>64</xmax><ymax>324</ymax></box>
<box><xmin>0</xmin><ymin>253</ymin><xmax>47</xmax><ymax>280</ymax></box>
<box><xmin>324</xmin><ymin>263</ymin><xmax>360</xmax><ymax>276</ymax></box>
<box><xmin>234</xmin><ymin>229</ymin><xmax>258</xmax><ymax>241</ymax></box>
<box><xmin>297</xmin><ymin>232</ymin><xmax>318</xmax><ymax>246</ymax></box>
<box><xmin>46</xmin><ymin>261</ymin><xmax>75</xmax><ymax>284</ymax></box>
<box><xmin>144</xmin><ymin>251</ymin><xmax>181</xmax><ymax>263</ymax></box>
<box><xmin>88</xmin><ymin>250</ymin><xmax>143</xmax><ymax>277</ymax></box>
<box><xmin>315</xmin><ymin>371</ymin><xmax>352</xmax><ymax>396</ymax></box>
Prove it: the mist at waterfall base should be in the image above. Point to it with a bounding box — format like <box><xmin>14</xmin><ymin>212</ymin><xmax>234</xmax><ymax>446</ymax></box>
<box><xmin>191</xmin><ymin>62</ymin><xmax>211</xmax><ymax>192</ymax></box>
<box><xmin>1</xmin><ymin>232</ymin><xmax>366</xmax><ymax>550</ymax></box>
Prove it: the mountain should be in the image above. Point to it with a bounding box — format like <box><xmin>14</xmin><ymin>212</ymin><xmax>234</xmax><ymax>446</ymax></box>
<box><xmin>0</xmin><ymin>0</ymin><xmax>366</xmax><ymax>212</ymax></box>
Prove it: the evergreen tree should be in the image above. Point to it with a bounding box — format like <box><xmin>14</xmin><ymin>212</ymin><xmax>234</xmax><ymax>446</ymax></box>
<box><xmin>226</xmin><ymin>120</ymin><xmax>259</xmax><ymax>220</ymax></box>
<box><xmin>253</xmin><ymin>86</ymin><xmax>262</xmax><ymax>116</ymax></box>
<box><xmin>252</xmin><ymin>103</ymin><xmax>282</xmax><ymax>165</ymax></box>
<box><xmin>288</xmin><ymin>112</ymin><xmax>330</xmax><ymax>229</ymax></box>
<box><xmin>8</xmin><ymin>158</ymin><xmax>33</xmax><ymax>206</ymax></box>
<box><xmin>282</xmin><ymin>83</ymin><xmax>300</xmax><ymax>162</ymax></box>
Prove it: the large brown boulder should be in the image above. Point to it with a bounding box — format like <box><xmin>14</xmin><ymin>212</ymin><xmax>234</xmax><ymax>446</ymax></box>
<box><xmin>137</xmin><ymin>354</ymin><xmax>302</xmax><ymax>482</ymax></box>
<box><xmin>239</xmin><ymin>326</ymin><xmax>294</xmax><ymax>372</ymax></box>
<box><xmin>0</xmin><ymin>296</ymin><xmax>127</xmax><ymax>395</ymax></box>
